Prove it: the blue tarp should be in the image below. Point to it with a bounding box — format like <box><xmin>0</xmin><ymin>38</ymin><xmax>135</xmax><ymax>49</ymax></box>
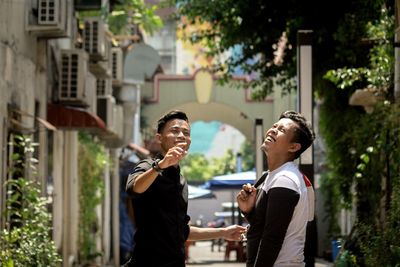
<box><xmin>202</xmin><ymin>171</ymin><xmax>257</xmax><ymax>189</ymax></box>
<box><xmin>188</xmin><ymin>185</ymin><xmax>215</xmax><ymax>199</ymax></box>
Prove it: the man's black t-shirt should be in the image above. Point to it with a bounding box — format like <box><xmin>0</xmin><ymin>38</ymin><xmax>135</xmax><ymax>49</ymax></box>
<box><xmin>126</xmin><ymin>158</ymin><xmax>190</xmax><ymax>267</ymax></box>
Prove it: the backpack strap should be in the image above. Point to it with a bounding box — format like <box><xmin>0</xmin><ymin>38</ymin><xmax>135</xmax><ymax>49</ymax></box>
<box><xmin>254</xmin><ymin>172</ymin><xmax>268</xmax><ymax>188</ymax></box>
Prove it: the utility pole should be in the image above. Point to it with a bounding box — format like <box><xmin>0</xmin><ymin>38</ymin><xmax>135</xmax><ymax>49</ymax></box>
<box><xmin>254</xmin><ymin>118</ymin><xmax>264</xmax><ymax>178</ymax></box>
<box><xmin>297</xmin><ymin>30</ymin><xmax>317</xmax><ymax>267</ymax></box>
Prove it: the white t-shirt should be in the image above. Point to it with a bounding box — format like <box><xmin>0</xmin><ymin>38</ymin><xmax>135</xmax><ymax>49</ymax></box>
<box><xmin>261</xmin><ymin>161</ymin><xmax>311</xmax><ymax>267</ymax></box>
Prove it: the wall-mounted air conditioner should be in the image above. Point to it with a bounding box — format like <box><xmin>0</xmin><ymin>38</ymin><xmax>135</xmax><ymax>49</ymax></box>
<box><xmin>97</xmin><ymin>95</ymin><xmax>115</xmax><ymax>131</ymax></box>
<box><xmin>96</xmin><ymin>78</ymin><xmax>112</xmax><ymax>97</ymax></box>
<box><xmin>57</xmin><ymin>49</ymin><xmax>93</xmax><ymax>106</ymax></box>
<box><xmin>89</xmin><ymin>47</ymin><xmax>111</xmax><ymax>78</ymax></box>
<box><xmin>83</xmin><ymin>17</ymin><xmax>107</xmax><ymax>60</ymax></box>
<box><xmin>26</xmin><ymin>0</ymin><xmax>71</xmax><ymax>37</ymax></box>
<box><xmin>84</xmin><ymin>17</ymin><xmax>112</xmax><ymax>78</ymax></box>
<box><xmin>38</xmin><ymin>0</ymin><xmax>60</xmax><ymax>25</ymax></box>
<box><xmin>111</xmin><ymin>47</ymin><xmax>123</xmax><ymax>87</ymax></box>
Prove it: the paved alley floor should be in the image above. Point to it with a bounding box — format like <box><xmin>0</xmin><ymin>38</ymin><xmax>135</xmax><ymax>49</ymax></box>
<box><xmin>186</xmin><ymin>241</ymin><xmax>333</xmax><ymax>267</ymax></box>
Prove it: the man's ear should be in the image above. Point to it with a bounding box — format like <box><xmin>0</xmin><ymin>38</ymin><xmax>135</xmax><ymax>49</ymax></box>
<box><xmin>288</xmin><ymin>143</ymin><xmax>301</xmax><ymax>153</ymax></box>
<box><xmin>155</xmin><ymin>133</ymin><xmax>162</xmax><ymax>143</ymax></box>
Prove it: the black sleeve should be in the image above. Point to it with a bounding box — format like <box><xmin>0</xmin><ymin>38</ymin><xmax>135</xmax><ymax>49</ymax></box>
<box><xmin>125</xmin><ymin>159</ymin><xmax>152</xmax><ymax>196</ymax></box>
<box><xmin>254</xmin><ymin>187</ymin><xmax>299</xmax><ymax>267</ymax></box>
<box><xmin>243</xmin><ymin>209</ymin><xmax>255</xmax><ymax>223</ymax></box>
<box><xmin>184</xmin><ymin>215</ymin><xmax>191</xmax><ymax>240</ymax></box>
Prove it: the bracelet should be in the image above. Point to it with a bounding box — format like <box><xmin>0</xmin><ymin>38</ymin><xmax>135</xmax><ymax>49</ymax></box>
<box><xmin>151</xmin><ymin>159</ymin><xmax>164</xmax><ymax>173</ymax></box>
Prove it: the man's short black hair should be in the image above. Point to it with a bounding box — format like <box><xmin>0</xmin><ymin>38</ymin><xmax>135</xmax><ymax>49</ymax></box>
<box><xmin>157</xmin><ymin>110</ymin><xmax>189</xmax><ymax>133</ymax></box>
<box><xmin>279</xmin><ymin>110</ymin><xmax>315</xmax><ymax>159</ymax></box>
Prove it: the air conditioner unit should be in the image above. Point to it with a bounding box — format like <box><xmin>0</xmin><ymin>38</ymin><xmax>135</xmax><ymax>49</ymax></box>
<box><xmin>58</xmin><ymin>49</ymin><xmax>93</xmax><ymax>106</ymax></box>
<box><xmin>38</xmin><ymin>0</ymin><xmax>60</xmax><ymax>25</ymax></box>
<box><xmin>97</xmin><ymin>95</ymin><xmax>115</xmax><ymax>131</ymax></box>
<box><xmin>96</xmin><ymin>78</ymin><xmax>112</xmax><ymax>97</ymax></box>
<box><xmin>26</xmin><ymin>0</ymin><xmax>71</xmax><ymax>37</ymax></box>
<box><xmin>89</xmin><ymin>39</ymin><xmax>112</xmax><ymax>78</ymax></box>
<box><xmin>83</xmin><ymin>17</ymin><xmax>107</xmax><ymax>60</ymax></box>
<box><xmin>89</xmin><ymin>54</ymin><xmax>111</xmax><ymax>78</ymax></box>
<box><xmin>111</xmin><ymin>47</ymin><xmax>123</xmax><ymax>87</ymax></box>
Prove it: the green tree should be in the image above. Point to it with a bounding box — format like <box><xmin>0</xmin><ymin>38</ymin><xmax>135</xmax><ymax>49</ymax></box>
<box><xmin>107</xmin><ymin>0</ymin><xmax>163</xmax><ymax>35</ymax></box>
<box><xmin>240</xmin><ymin>140</ymin><xmax>255</xmax><ymax>172</ymax></box>
<box><xmin>182</xmin><ymin>142</ymin><xmax>255</xmax><ymax>182</ymax></box>
<box><xmin>170</xmin><ymin>0</ymin><xmax>388</xmax><ymax>97</ymax></box>
<box><xmin>211</xmin><ymin>149</ymin><xmax>237</xmax><ymax>176</ymax></box>
<box><xmin>78</xmin><ymin>0</ymin><xmax>163</xmax><ymax>36</ymax></box>
<box><xmin>181</xmin><ymin>153</ymin><xmax>216</xmax><ymax>182</ymax></box>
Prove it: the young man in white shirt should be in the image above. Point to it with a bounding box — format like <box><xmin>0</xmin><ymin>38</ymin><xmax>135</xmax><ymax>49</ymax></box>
<box><xmin>237</xmin><ymin>110</ymin><xmax>315</xmax><ymax>267</ymax></box>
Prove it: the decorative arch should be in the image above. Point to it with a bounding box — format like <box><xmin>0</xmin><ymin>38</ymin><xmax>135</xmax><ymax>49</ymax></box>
<box><xmin>140</xmin><ymin>71</ymin><xmax>296</xmax><ymax>145</ymax></box>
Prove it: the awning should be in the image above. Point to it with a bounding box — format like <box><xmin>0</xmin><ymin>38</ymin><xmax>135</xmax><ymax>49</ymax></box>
<box><xmin>202</xmin><ymin>171</ymin><xmax>257</xmax><ymax>189</ymax></box>
<box><xmin>9</xmin><ymin>105</ymin><xmax>57</xmax><ymax>132</ymax></box>
<box><xmin>47</xmin><ymin>103</ymin><xmax>106</xmax><ymax>132</ymax></box>
<box><xmin>188</xmin><ymin>185</ymin><xmax>215</xmax><ymax>200</ymax></box>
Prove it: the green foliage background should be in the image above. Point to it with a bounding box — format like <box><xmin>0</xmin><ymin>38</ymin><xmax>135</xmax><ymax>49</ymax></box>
<box><xmin>319</xmin><ymin>8</ymin><xmax>400</xmax><ymax>266</ymax></box>
<box><xmin>171</xmin><ymin>0</ymin><xmax>388</xmax><ymax>97</ymax></box>
<box><xmin>77</xmin><ymin>132</ymin><xmax>107</xmax><ymax>263</ymax></box>
<box><xmin>181</xmin><ymin>140</ymin><xmax>255</xmax><ymax>182</ymax></box>
<box><xmin>78</xmin><ymin>0</ymin><xmax>163</xmax><ymax>36</ymax></box>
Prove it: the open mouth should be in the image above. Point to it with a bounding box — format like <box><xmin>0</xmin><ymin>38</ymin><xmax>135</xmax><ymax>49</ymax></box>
<box><xmin>266</xmin><ymin>135</ymin><xmax>276</xmax><ymax>143</ymax></box>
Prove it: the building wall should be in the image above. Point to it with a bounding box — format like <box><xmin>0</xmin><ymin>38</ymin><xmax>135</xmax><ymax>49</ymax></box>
<box><xmin>0</xmin><ymin>1</ymin><xmax>123</xmax><ymax>266</ymax></box>
<box><xmin>0</xmin><ymin>0</ymin><xmax>46</xmax><ymax>216</ymax></box>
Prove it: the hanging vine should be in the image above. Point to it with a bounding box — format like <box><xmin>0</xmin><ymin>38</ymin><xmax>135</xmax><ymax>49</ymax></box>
<box><xmin>320</xmin><ymin>7</ymin><xmax>400</xmax><ymax>266</ymax></box>
<box><xmin>77</xmin><ymin>132</ymin><xmax>108</xmax><ymax>264</ymax></box>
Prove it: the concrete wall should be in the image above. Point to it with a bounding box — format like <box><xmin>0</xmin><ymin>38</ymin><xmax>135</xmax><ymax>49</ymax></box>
<box><xmin>0</xmin><ymin>2</ymin><xmax>122</xmax><ymax>266</ymax></box>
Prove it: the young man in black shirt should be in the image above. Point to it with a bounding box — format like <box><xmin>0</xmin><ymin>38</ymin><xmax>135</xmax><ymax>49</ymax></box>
<box><xmin>126</xmin><ymin>110</ymin><xmax>246</xmax><ymax>267</ymax></box>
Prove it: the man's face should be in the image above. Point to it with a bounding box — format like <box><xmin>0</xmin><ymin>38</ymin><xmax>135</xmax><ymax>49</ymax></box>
<box><xmin>261</xmin><ymin>118</ymin><xmax>300</xmax><ymax>156</ymax></box>
<box><xmin>157</xmin><ymin>119</ymin><xmax>191</xmax><ymax>154</ymax></box>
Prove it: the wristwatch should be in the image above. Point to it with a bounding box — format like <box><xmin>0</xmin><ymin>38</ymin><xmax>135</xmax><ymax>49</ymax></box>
<box><xmin>151</xmin><ymin>159</ymin><xmax>164</xmax><ymax>173</ymax></box>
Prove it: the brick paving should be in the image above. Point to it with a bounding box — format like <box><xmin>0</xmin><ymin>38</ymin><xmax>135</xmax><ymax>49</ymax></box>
<box><xmin>186</xmin><ymin>241</ymin><xmax>333</xmax><ymax>267</ymax></box>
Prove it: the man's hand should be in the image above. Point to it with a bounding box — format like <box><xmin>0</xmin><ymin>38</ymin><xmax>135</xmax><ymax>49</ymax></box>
<box><xmin>223</xmin><ymin>225</ymin><xmax>247</xmax><ymax>241</ymax></box>
<box><xmin>159</xmin><ymin>142</ymin><xmax>188</xmax><ymax>168</ymax></box>
<box><xmin>237</xmin><ymin>183</ymin><xmax>257</xmax><ymax>214</ymax></box>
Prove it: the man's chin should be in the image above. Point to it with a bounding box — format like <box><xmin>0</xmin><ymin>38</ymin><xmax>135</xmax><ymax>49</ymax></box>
<box><xmin>260</xmin><ymin>145</ymin><xmax>267</xmax><ymax>153</ymax></box>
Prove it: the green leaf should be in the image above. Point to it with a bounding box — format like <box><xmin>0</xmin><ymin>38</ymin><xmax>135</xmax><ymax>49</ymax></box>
<box><xmin>360</xmin><ymin>154</ymin><xmax>370</xmax><ymax>164</ymax></box>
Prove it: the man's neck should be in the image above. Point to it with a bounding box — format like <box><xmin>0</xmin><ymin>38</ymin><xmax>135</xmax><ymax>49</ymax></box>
<box><xmin>267</xmin><ymin>155</ymin><xmax>293</xmax><ymax>172</ymax></box>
